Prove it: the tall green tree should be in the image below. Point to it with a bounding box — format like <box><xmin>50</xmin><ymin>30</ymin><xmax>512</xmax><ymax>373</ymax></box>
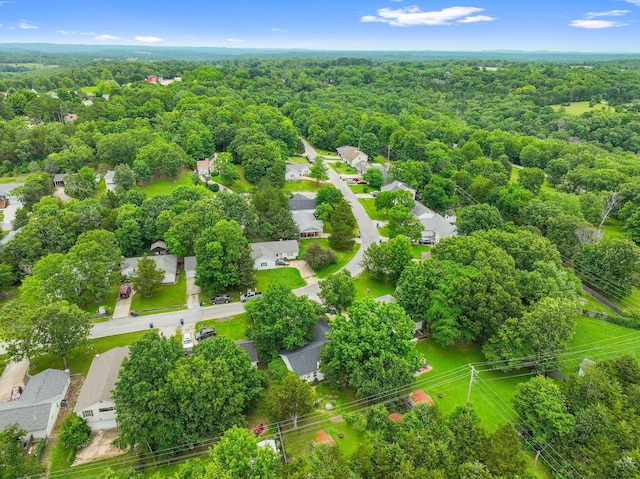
<box><xmin>456</xmin><ymin>203</ymin><xmax>504</xmax><ymax>236</ymax></box>
<box><xmin>0</xmin><ymin>424</ymin><xmax>43</xmax><ymax>479</ymax></box>
<box><xmin>269</xmin><ymin>372</ymin><xmax>314</xmax><ymax>429</ymax></box>
<box><xmin>130</xmin><ymin>256</ymin><xmax>164</xmax><ymax>297</ymax></box>
<box><xmin>65</xmin><ymin>166</ymin><xmax>97</xmax><ymax>200</ymax></box>
<box><xmin>309</xmin><ymin>156</ymin><xmax>328</xmax><ymax>186</ymax></box>
<box><xmin>113</xmin><ymin>163</ymin><xmax>136</xmax><ymax>191</ymax></box>
<box><xmin>363</xmin><ymin>168</ymin><xmax>383</xmax><ymax>189</ymax></box>
<box><xmin>18</xmin><ymin>172</ymin><xmax>54</xmax><ymax>210</ymax></box>
<box><xmin>246</xmin><ymin>282</ymin><xmax>319</xmax><ymax>360</ymax></box>
<box><xmin>195</xmin><ymin>219</ymin><xmax>255</xmax><ymax>295</ymax></box>
<box><xmin>329</xmin><ymin>198</ymin><xmax>357</xmax><ymax>251</ymax></box>
<box><xmin>318</xmin><ymin>270</ymin><xmax>356</xmax><ymax>314</ymax></box>
<box><xmin>321</xmin><ymin>299</ymin><xmax>419</xmax><ymax>397</ymax></box>
<box><xmin>37</xmin><ymin>301</ymin><xmax>91</xmax><ymax>369</ymax></box>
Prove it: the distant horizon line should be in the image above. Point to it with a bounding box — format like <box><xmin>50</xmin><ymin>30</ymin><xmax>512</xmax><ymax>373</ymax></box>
<box><xmin>0</xmin><ymin>42</ymin><xmax>639</xmax><ymax>55</ymax></box>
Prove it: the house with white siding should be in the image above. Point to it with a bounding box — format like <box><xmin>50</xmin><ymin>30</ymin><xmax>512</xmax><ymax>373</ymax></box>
<box><xmin>336</xmin><ymin>146</ymin><xmax>368</xmax><ymax>167</ymax></box>
<box><xmin>251</xmin><ymin>240</ymin><xmax>299</xmax><ymax>271</ymax></box>
<box><xmin>74</xmin><ymin>347</ymin><xmax>129</xmax><ymax>430</ymax></box>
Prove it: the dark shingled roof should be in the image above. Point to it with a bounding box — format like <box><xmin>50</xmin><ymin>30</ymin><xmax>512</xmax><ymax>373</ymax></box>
<box><xmin>280</xmin><ymin>320</ymin><xmax>331</xmax><ymax>377</ymax></box>
<box><xmin>235</xmin><ymin>339</ymin><xmax>259</xmax><ymax>364</ymax></box>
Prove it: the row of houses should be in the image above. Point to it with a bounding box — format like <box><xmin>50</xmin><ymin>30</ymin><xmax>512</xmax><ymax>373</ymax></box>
<box><xmin>336</xmin><ymin>145</ymin><xmax>386</xmax><ymax>176</ymax></box>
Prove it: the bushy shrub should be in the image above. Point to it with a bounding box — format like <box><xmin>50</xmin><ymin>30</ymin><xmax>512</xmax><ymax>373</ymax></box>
<box><xmin>59</xmin><ymin>414</ymin><xmax>91</xmax><ymax>456</ymax></box>
<box><xmin>303</xmin><ymin>242</ymin><xmax>336</xmax><ymax>270</ymax></box>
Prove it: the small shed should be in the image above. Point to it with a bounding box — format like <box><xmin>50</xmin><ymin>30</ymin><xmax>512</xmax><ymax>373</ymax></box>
<box><xmin>408</xmin><ymin>389</ymin><xmax>434</xmax><ymax>408</ymax></box>
<box><xmin>150</xmin><ymin>240</ymin><xmax>168</xmax><ymax>255</ymax></box>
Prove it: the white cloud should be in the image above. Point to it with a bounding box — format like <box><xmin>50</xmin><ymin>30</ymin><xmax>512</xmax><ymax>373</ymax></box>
<box><xmin>271</xmin><ymin>28</ymin><xmax>288</xmax><ymax>32</ymax></box>
<box><xmin>585</xmin><ymin>10</ymin><xmax>629</xmax><ymax>18</ymax></box>
<box><xmin>78</xmin><ymin>32</ymin><xmax>95</xmax><ymax>36</ymax></box>
<box><xmin>625</xmin><ymin>0</ymin><xmax>640</xmax><ymax>5</ymax></box>
<box><xmin>135</xmin><ymin>35</ymin><xmax>163</xmax><ymax>43</ymax></box>
<box><xmin>56</xmin><ymin>30</ymin><xmax>74</xmax><ymax>35</ymax></box>
<box><xmin>360</xmin><ymin>5</ymin><xmax>488</xmax><ymax>26</ymax></box>
<box><xmin>18</xmin><ymin>21</ymin><xmax>37</xmax><ymax>29</ymax></box>
<box><xmin>226</xmin><ymin>38</ymin><xmax>245</xmax><ymax>42</ymax></box>
<box><xmin>94</xmin><ymin>34</ymin><xmax>120</xmax><ymax>40</ymax></box>
<box><xmin>569</xmin><ymin>19</ymin><xmax>626</xmax><ymax>29</ymax></box>
<box><xmin>458</xmin><ymin>15</ymin><xmax>495</xmax><ymax>23</ymax></box>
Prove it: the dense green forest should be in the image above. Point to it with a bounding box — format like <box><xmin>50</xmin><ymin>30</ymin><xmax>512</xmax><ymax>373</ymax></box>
<box><xmin>1</xmin><ymin>55</ymin><xmax>640</xmax><ymax>479</ymax></box>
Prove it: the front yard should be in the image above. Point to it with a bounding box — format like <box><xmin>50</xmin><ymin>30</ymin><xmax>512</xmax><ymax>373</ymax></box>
<box><xmin>130</xmin><ymin>273</ymin><xmax>187</xmax><ymax>312</ymax></box>
<box><xmin>358</xmin><ymin>198</ymin><xmax>387</xmax><ymax>221</ymax></box>
<box><xmin>282</xmin><ymin>179</ymin><xmax>328</xmax><ymax>194</ymax></box>
<box><xmin>196</xmin><ymin>313</ymin><xmax>249</xmax><ymax>341</ymax></box>
<box><xmin>298</xmin><ymin>238</ymin><xmax>360</xmax><ymax>279</ymax></box>
<box><xmin>255</xmin><ymin>267</ymin><xmax>306</xmax><ymax>292</ymax></box>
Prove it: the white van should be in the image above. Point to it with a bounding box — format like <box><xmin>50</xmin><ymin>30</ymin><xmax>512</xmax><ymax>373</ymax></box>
<box><xmin>182</xmin><ymin>333</ymin><xmax>194</xmax><ymax>354</ymax></box>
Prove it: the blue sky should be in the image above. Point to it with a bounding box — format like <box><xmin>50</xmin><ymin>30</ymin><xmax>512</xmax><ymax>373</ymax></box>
<box><xmin>0</xmin><ymin>0</ymin><xmax>639</xmax><ymax>51</ymax></box>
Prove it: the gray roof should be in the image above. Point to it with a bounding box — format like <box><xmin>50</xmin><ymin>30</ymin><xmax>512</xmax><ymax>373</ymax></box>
<box><xmin>235</xmin><ymin>340</ymin><xmax>259</xmax><ymax>364</ymax></box>
<box><xmin>286</xmin><ymin>163</ymin><xmax>310</xmax><ymax>173</ymax></box>
<box><xmin>150</xmin><ymin>240</ymin><xmax>167</xmax><ymax>251</ymax></box>
<box><xmin>0</xmin><ymin>369</ymin><xmax>69</xmax><ymax>434</ymax></box>
<box><xmin>251</xmin><ymin>240</ymin><xmax>299</xmax><ymax>261</ymax></box>
<box><xmin>292</xmin><ymin>211</ymin><xmax>323</xmax><ymax>233</ymax></box>
<box><xmin>75</xmin><ymin>347</ymin><xmax>129</xmax><ymax>413</ymax></box>
<box><xmin>53</xmin><ymin>174</ymin><xmax>68</xmax><ymax>183</ymax></box>
<box><xmin>289</xmin><ymin>193</ymin><xmax>317</xmax><ymax>211</ymax></box>
<box><xmin>280</xmin><ymin>320</ymin><xmax>331</xmax><ymax>377</ymax></box>
<box><xmin>374</xmin><ymin>294</ymin><xmax>397</xmax><ymax>303</ymax></box>
<box><xmin>0</xmin><ymin>183</ymin><xmax>23</xmax><ymax>197</ymax></box>
<box><xmin>0</xmin><ymin>227</ymin><xmax>21</xmax><ymax>247</ymax></box>
<box><xmin>411</xmin><ymin>202</ymin><xmax>456</xmax><ymax>238</ymax></box>
<box><xmin>381</xmin><ymin>180</ymin><xmax>416</xmax><ymax>196</ymax></box>
<box><xmin>104</xmin><ymin>170</ymin><xmax>115</xmax><ymax>182</ymax></box>
<box><xmin>121</xmin><ymin>255</ymin><xmax>178</xmax><ymax>282</ymax></box>
<box><xmin>184</xmin><ymin>256</ymin><xmax>197</xmax><ymax>276</ymax></box>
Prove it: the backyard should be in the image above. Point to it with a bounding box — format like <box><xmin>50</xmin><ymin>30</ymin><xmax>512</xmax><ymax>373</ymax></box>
<box><xmin>139</xmin><ymin>169</ymin><xmax>195</xmax><ymax>197</ymax></box>
<box><xmin>210</xmin><ymin>164</ymin><xmax>253</xmax><ymax>193</ymax></box>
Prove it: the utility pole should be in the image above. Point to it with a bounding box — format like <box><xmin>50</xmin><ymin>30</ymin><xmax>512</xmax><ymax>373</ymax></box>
<box><xmin>466</xmin><ymin>364</ymin><xmax>477</xmax><ymax>402</ymax></box>
<box><xmin>387</xmin><ymin>144</ymin><xmax>391</xmax><ymax>161</ymax></box>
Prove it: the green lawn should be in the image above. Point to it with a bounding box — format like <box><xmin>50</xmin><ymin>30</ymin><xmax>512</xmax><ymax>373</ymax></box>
<box><xmin>601</xmin><ymin>218</ymin><xmax>628</xmax><ymax>240</ymax></box>
<box><xmin>196</xmin><ymin>313</ymin><xmax>249</xmax><ymax>341</ymax></box>
<box><xmin>329</xmin><ymin>161</ymin><xmax>357</xmax><ymax>175</ymax></box>
<box><xmin>130</xmin><ymin>273</ymin><xmax>187</xmax><ymax>312</ymax></box>
<box><xmin>32</xmin><ymin>330</ymin><xmax>151</xmax><ymax>376</ymax></box>
<box><xmin>550</xmin><ymin>101</ymin><xmax>613</xmax><ymax>115</ymax></box>
<box><xmin>211</xmin><ymin>164</ymin><xmax>253</xmax><ymax>194</ymax></box>
<box><xmin>80</xmin><ymin>86</ymin><xmax>98</xmax><ymax>94</ymax></box>
<box><xmin>288</xmin><ymin>155</ymin><xmax>310</xmax><ymax>164</ymax></box>
<box><xmin>378</xmin><ymin>225</ymin><xmax>390</xmax><ymax>237</ymax></box>
<box><xmin>354</xmin><ymin>272</ymin><xmax>396</xmax><ymax>300</ymax></box>
<box><xmin>298</xmin><ymin>238</ymin><xmax>360</xmax><ymax>279</ymax></box>
<box><xmin>358</xmin><ymin>198</ymin><xmax>387</xmax><ymax>221</ymax></box>
<box><xmin>255</xmin><ymin>267</ymin><xmax>306</xmax><ymax>292</ymax></box>
<box><xmin>348</xmin><ymin>184</ymin><xmax>372</xmax><ymax>194</ymax></box>
<box><xmin>282</xmin><ymin>179</ymin><xmax>329</xmax><ymax>194</ymax></box>
<box><xmin>81</xmin><ymin>283</ymin><xmax>121</xmax><ymax>316</ymax></box>
<box><xmin>580</xmin><ymin>293</ymin><xmax>618</xmax><ymax>315</ymax></box>
<box><xmin>139</xmin><ymin>169</ymin><xmax>193</xmax><ymax>197</ymax></box>
<box><xmin>410</xmin><ymin>244</ymin><xmax>431</xmax><ymax>259</ymax></box>
<box><xmin>372</xmin><ymin>155</ymin><xmax>387</xmax><ymax>165</ymax></box>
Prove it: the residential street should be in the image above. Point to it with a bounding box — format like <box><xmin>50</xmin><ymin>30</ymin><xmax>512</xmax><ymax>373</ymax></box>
<box><xmin>0</xmin><ymin>139</ymin><xmax>380</xmax><ymax>350</ymax></box>
<box><xmin>88</xmin><ymin>140</ymin><xmax>378</xmax><ymax>339</ymax></box>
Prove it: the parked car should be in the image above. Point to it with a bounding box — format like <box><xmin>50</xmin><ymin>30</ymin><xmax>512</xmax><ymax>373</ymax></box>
<box><xmin>370</xmin><ymin>190</ymin><xmax>379</xmax><ymax>197</ymax></box>
<box><xmin>119</xmin><ymin>284</ymin><xmax>132</xmax><ymax>299</ymax></box>
<box><xmin>275</xmin><ymin>258</ymin><xmax>289</xmax><ymax>266</ymax></box>
<box><xmin>241</xmin><ymin>291</ymin><xmax>263</xmax><ymax>302</ymax></box>
<box><xmin>211</xmin><ymin>294</ymin><xmax>232</xmax><ymax>304</ymax></box>
<box><xmin>195</xmin><ymin>327</ymin><xmax>216</xmax><ymax>341</ymax></box>
<box><xmin>347</xmin><ymin>178</ymin><xmax>357</xmax><ymax>184</ymax></box>
<box><xmin>182</xmin><ymin>333</ymin><xmax>194</xmax><ymax>353</ymax></box>
<box><xmin>10</xmin><ymin>386</ymin><xmax>22</xmax><ymax>401</ymax></box>
<box><xmin>418</xmin><ymin>238</ymin><xmax>435</xmax><ymax>245</ymax></box>
<box><xmin>357</xmin><ymin>180</ymin><xmax>368</xmax><ymax>185</ymax></box>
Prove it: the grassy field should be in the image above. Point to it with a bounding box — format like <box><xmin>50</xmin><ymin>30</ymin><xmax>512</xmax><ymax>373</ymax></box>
<box><xmin>255</xmin><ymin>267</ymin><xmax>306</xmax><ymax>292</ymax></box>
<box><xmin>130</xmin><ymin>273</ymin><xmax>187</xmax><ymax>312</ymax></box>
<box><xmin>358</xmin><ymin>198</ymin><xmax>387</xmax><ymax>221</ymax></box>
<box><xmin>354</xmin><ymin>272</ymin><xmax>396</xmax><ymax>299</ymax></box>
<box><xmin>80</xmin><ymin>86</ymin><xmax>98</xmax><ymax>94</ymax></box>
<box><xmin>32</xmin><ymin>330</ymin><xmax>151</xmax><ymax>376</ymax></box>
<box><xmin>282</xmin><ymin>179</ymin><xmax>328</xmax><ymax>194</ymax></box>
<box><xmin>298</xmin><ymin>238</ymin><xmax>360</xmax><ymax>279</ymax></box>
<box><xmin>329</xmin><ymin>161</ymin><xmax>356</xmax><ymax>175</ymax></box>
<box><xmin>139</xmin><ymin>170</ymin><xmax>193</xmax><ymax>197</ymax></box>
<box><xmin>601</xmin><ymin>218</ymin><xmax>628</xmax><ymax>240</ymax></box>
<box><xmin>211</xmin><ymin>164</ymin><xmax>253</xmax><ymax>194</ymax></box>
<box><xmin>196</xmin><ymin>313</ymin><xmax>249</xmax><ymax>341</ymax></box>
<box><xmin>288</xmin><ymin>155</ymin><xmax>310</xmax><ymax>164</ymax></box>
<box><xmin>550</xmin><ymin>101</ymin><xmax>613</xmax><ymax>115</ymax></box>
<box><xmin>580</xmin><ymin>293</ymin><xmax>618</xmax><ymax>315</ymax></box>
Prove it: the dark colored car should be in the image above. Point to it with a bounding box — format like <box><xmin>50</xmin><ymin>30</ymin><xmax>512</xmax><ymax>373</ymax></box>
<box><xmin>357</xmin><ymin>180</ymin><xmax>368</xmax><ymax>185</ymax></box>
<box><xmin>211</xmin><ymin>294</ymin><xmax>232</xmax><ymax>304</ymax></box>
<box><xmin>195</xmin><ymin>327</ymin><xmax>217</xmax><ymax>341</ymax></box>
<box><xmin>275</xmin><ymin>258</ymin><xmax>289</xmax><ymax>266</ymax></box>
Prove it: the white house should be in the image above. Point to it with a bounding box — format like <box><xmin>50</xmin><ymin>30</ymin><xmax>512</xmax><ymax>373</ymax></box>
<box><xmin>292</xmin><ymin>211</ymin><xmax>323</xmax><ymax>238</ymax></box>
<box><xmin>0</xmin><ymin>369</ymin><xmax>70</xmax><ymax>439</ymax></box>
<box><xmin>411</xmin><ymin>202</ymin><xmax>457</xmax><ymax>243</ymax></box>
<box><xmin>336</xmin><ymin>146</ymin><xmax>368</xmax><ymax>167</ymax></box>
<box><xmin>104</xmin><ymin>170</ymin><xmax>116</xmax><ymax>192</ymax></box>
<box><xmin>121</xmin><ymin>254</ymin><xmax>179</xmax><ymax>284</ymax></box>
<box><xmin>285</xmin><ymin>163</ymin><xmax>311</xmax><ymax>181</ymax></box>
<box><xmin>251</xmin><ymin>240</ymin><xmax>299</xmax><ymax>271</ymax></box>
<box><xmin>196</xmin><ymin>159</ymin><xmax>214</xmax><ymax>177</ymax></box>
<box><xmin>74</xmin><ymin>347</ymin><xmax>129</xmax><ymax>430</ymax></box>
<box><xmin>280</xmin><ymin>320</ymin><xmax>330</xmax><ymax>382</ymax></box>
